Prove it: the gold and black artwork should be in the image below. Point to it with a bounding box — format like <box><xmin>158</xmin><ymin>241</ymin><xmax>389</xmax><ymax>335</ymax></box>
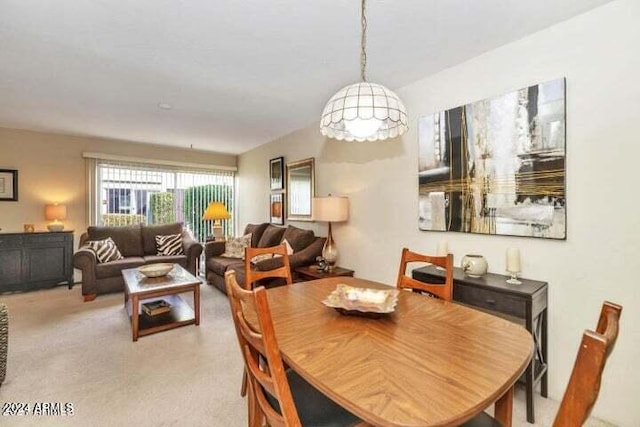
<box><xmin>418</xmin><ymin>78</ymin><xmax>566</xmax><ymax>239</ymax></box>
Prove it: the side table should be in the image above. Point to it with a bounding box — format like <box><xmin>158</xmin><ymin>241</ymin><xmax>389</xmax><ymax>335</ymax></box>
<box><xmin>294</xmin><ymin>265</ymin><xmax>354</xmax><ymax>281</ymax></box>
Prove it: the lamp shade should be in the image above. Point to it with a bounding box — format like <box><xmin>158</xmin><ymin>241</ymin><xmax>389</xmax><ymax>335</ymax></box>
<box><xmin>45</xmin><ymin>203</ymin><xmax>67</xmax><ymax>221</ymax></box>
<box><xmin>320</xmin><ymin>82</ymin><xmax>408</xmax><ymax>142</ymax></box>
<box><xmin>312</xmin><ymin>197</ymin><xmax>349</xmax><ymax>222</ymax></box>
<box><xmin>202</xmin><ymin>202</ymin><xmax>230</xmax><ymax>221</ymax></box>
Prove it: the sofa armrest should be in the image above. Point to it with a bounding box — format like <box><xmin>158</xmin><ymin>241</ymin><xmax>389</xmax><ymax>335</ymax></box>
<box><xmin>289</xmin><ymin>237</ymin><xmax>326</xmax><ymax>269</ymax></box>
<box><xmin>205</xmin><ymin>240</ymin><xmax>226</xmax><ymax>258</ymax></box>
<box><xmin>73</xmin><ymin>247</ymin><xmax>98</xmax><ymax>296</ymax></box>
<box><xmin>181</xmin><ymin>231</ymin><xmax>203</xmax><ymax>275</ymax></box>
<box><xmin>182</xmin><ymin>231</ymin><xmax>203</xmax><ymax>258</ymax></box>
<box><xmin>78</xmin><ymin>232</ymin><xmax>90</xmax><ymax>247</ymax></box>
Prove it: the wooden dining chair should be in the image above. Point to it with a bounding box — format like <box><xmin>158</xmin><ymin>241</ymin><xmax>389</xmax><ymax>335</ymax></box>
<box><xmin>552</xmin><ymin>301</ymin><xmax>622</xmax><ymax>427</ymax></box>
<box><xmin>462</xmin><ymin>301</ymin><xmax>622</xmax><ymax>427</ymax></box>
<box><xmin>225</xmin><ymin>270</ymin><xmax>368</xmax><ymax>427</ymax></box>
<box><xmin>240</xmin><ymin>243</ymin><xmax>294</xmax><ymax>397</ymax></box>
<box><xmin>244</xmin><ymin>244</ymin><xmax>293</xmax><ymax>290</ymax></box>
<box><xmin>396</xmin><ymin>248</ymin><xmax>453</xmax><ymax>301</ymax></box>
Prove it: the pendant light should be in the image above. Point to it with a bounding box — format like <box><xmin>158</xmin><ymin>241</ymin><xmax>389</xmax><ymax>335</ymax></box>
<box><xmin>320</xmin><ymin>0</ymin><xmax>408</xmax><ymax>142</ymax></box>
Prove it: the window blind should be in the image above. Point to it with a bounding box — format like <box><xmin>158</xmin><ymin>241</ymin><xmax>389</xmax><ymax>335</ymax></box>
<box><xmin>91</xmin><ymin>159</ymin><xmax>235</xmax><ymax>242</ymax></box>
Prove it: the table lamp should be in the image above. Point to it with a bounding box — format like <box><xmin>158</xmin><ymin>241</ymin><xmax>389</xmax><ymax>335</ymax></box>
<box><xmin>202</xmin><ymin>202</ymin><xmax>230</xmax><ymax>241</ymax></box>
<box><xmin>312</xmin><ymin>195</ymin><xmax>349</xmax><ymax>271</ymax></box>
<box><xmin>45</xmin><ymin>203</ymin><xmax>67</xmax><ymax>232</ymax></box>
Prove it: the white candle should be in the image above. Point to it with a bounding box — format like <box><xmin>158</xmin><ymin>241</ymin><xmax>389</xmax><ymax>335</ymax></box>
<box><xmin>436</xmin><ymin>240</ymin><xmax>448</xmax><ymax>256</ymax></box>
<box><xmin>506</xmin><ymin>248</ymin><xmax>521</xmax><ymax>273</ymax></box>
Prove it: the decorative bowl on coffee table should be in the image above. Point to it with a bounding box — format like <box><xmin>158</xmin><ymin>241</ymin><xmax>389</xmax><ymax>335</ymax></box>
<box><xmin>138</xmin><ymin>263</ymin><xmax>174</xmax><ymax>278</ymax></box>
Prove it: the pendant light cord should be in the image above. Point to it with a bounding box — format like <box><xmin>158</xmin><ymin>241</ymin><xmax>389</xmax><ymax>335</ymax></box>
<box><xmin>360</xmin><ymin>0</ymin><xmax>368</xmax><ymax>82</ymax></box>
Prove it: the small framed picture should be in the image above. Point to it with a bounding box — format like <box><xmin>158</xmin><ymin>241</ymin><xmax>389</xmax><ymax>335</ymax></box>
<box><xmin>0</xmin><ymin>169</ymin><xmax>18</xmax><ymax>201</ymax></box>
<box><xmin>270</xmin><ymin>157</ymin><xmax>284</xmax><ymax>191</ymax></box>
<box><xmin>270</xmin><ymin>193</ymin><xmax>285</xmax><ymax>225</ymax></box>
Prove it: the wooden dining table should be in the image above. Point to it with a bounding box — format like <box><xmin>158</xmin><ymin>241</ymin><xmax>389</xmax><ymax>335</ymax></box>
<box><xmin>265</xmin><ymin>277</ymin><xmax>533</xmax><ymax>427</ymax></box>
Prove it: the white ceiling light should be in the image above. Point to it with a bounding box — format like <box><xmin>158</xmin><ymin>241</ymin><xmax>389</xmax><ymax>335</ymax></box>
<box><xmin>320</xmin><ymin>0</ymin><xmax>408</xmax><ymax>142</ymax></box>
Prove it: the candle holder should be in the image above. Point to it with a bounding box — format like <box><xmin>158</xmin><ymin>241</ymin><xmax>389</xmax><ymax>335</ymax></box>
<box><xmin>435</xmin><ymin>241</ymin><xmax>447</xmax><ymax>270</ymax></box>
<box><xmin>506</xmin><ymin>271</ymin><xmax>522</xmax><ymax>285</ymax></box>
<box><xmin>505</xmin><ymin>247</ymin><xmax>522</xmax><ymax>285</ymax></box>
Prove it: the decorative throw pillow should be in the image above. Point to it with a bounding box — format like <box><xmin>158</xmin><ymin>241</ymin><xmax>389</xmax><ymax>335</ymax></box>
<box><xmin>222</xmin><ymin>234</ymin><xmax>252</xmax><ymax>259</ymax></box>
<box><xmin>87</xmin><ymin>237</ymin><xmax>124</xmax><ymax>264</ymax></box>
<box><xmin>155</xmin><ymin>233</ymin><xmax>185</xmax><ymax>256</ymax></box>
<box><xmin>281</xmin><ymin>238</ymin><xmax>294</xmax><ymax>255</ymax></box>
<box><xmin>251</xmin><ymin>253</ymin><xmax>274</xmax><ymax>264</ymax></box>
<box><xmin>251</xmin><ymin>239</ymin><xmax>295</xmax><ymax>264</ymax></box>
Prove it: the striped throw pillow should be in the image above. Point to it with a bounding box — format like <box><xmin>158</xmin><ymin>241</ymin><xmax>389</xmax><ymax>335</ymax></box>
<box><xmin>155</xmin><ymin>233</ymin><xmax>184</xmax><ymax>256</ymax></box>
<box><xmin>87</xmin><ymin>237</ymin><xmax>124</xmax><ymax>264</ymax></box>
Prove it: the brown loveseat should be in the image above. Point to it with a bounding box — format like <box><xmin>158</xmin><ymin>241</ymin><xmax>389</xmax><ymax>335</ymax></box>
<box><xmin>73</xmin><ymin>223</ymin><xmax>203</xmax><ymax>301</ymax></box>
<box><xmin>205</xmin><ymin>223</ymin><xmax>325</xmax><ymax>293</ymax></box>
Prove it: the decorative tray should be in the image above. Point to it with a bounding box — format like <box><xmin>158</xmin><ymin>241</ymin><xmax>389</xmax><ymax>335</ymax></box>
<box><xmin>138</xmin><ymin>263</ymin><xmax>174</xmax><ymax>278</ymax></box>
<box><xmin>322</xmin><ymin>284</ymin><xmax>399</xmax><ymax>318</ymax></box>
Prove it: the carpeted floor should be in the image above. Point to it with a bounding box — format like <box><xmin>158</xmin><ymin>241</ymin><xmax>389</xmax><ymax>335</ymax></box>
<box><xmin>0</xmin><ymin>283</ymin><xmax>613</xmax><ymax>426</ymax></box>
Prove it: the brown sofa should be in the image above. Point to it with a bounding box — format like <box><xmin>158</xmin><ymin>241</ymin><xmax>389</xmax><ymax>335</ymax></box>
<box><xmin>205</xmin><ymin>223</ymin><xmax>325</xmax><ymax>293</ymax></box>
<box><xmin>73</xmin><ymin>223</ymin><xmax>203</xmax><ymax>301</ymax></box>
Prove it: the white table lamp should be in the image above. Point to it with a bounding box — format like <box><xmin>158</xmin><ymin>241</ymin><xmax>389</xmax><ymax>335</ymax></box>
<box><xmin>45</xmin><ymin>203</ymin><xmax>67</xmax><ymax>232</ymax></box>
<box><xmin>312</xmin><ymin>196</ymin><xmax>349</xmax><ymax>271</ymax></box>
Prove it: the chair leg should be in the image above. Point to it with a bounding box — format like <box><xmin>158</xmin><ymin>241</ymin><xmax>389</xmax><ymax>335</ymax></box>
<box><xmin>494</xmin><ymin>385</ymin><xmax>514</xmax><ymax>427</ymax></box>
<box><xmin>247</xmin><ymin>377</ymin><xmax>263</xmax><ymax>427</ymax></box>
<box><xmin>241</xmin><ymin>369</ymin><xmax>248</xmax><ymax>397</ymax></box>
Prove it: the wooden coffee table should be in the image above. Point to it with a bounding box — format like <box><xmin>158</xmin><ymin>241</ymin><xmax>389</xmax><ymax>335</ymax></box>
<box><xmin>122</xmin><ymin>264</ymin><xmax>201</xmax><ymax>342</ymax></box>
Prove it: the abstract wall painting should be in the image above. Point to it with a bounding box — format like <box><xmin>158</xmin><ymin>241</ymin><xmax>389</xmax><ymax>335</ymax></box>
<box><xmin>418</xmin><ymin>78</ymin><xmax>566</xmax><ymax>239</ymax></box>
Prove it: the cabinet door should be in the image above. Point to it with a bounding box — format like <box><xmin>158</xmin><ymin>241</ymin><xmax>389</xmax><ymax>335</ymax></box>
<box><xmin>0</xmin><ymin>248</ymin><xmax>24</xmax><ymax>288</ymax></box>
<box><xmin>26</xmin><ymin>247</ymin><xmax>66</xmax><ymax>282</ymax></box>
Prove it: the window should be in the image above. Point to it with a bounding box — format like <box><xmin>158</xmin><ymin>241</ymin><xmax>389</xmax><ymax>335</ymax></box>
<box><xmin>91</xmin><ymin>160</ymin><xmax>235</xmax><ymax>242</ymax></box>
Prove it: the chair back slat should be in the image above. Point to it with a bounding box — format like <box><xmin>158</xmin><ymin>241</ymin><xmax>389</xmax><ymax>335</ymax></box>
<box><xmin>244</xmin><ymin>244</ymin><xmax>293</xmax><ymax>290</ymax></box>
<box><xmin>553</xmin><ymin>301</ymin><xmax>622</xmax><ymax>427</ymax></box>
<box><xmin>396</xmin><ymin>248</ymin><xmax>453</xmax><ymax>302</ymax></box>
<box><xmin>225</xmin><ymin>271</ymin><xmax>301</xmax><ymax>427</ymax></box>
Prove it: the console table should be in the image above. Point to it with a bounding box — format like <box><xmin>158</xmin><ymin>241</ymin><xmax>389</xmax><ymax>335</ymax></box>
<box><xmin>0</xmin><ymin>231</ymin><xmax>74</xmax><ymax>293</ymax></box>
<box><xmin>412</xmin><ymin>265</ymin><xmax>548</xmax><ymax>424</ymax></box>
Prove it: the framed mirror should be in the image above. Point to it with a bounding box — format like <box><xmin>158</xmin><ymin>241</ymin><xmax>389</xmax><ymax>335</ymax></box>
<box><xmin>286</xmin><ymin>158</ymin><xmax>315</xmax><ymax>221</ymax></box>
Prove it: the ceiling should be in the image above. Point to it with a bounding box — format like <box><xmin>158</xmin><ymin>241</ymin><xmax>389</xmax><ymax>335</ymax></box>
<box><xmin>0</xmin><ymin>0</ymin><xmax>613</xmax><ymax>155</ymax></box>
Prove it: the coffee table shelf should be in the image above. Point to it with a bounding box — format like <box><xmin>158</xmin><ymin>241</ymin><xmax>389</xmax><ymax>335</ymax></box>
<box><xmin>122</xmin><ymin>264</ymin><xmax>201</xmax><ymax>342</ymax></box>
<box><xmin>126</xmin><ymin>294</ymin><xmax>196</xmax><ymax>338</ymax></box>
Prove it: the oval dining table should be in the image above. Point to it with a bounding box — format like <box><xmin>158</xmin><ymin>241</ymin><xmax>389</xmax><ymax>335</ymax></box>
<box><xmin>263</xmin><ymin>276</ymin><xmax>533</xmax><ymax>427</ymax></box>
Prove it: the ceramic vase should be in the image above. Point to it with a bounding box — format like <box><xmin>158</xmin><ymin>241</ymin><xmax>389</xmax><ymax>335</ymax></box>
<box><xmin>461</xmin><ymin>254</ymin><xmax>488</xmax><ymax>278</ymax></box>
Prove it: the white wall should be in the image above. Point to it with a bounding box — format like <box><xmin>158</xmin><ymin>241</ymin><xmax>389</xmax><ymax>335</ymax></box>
<box><xmin>238</xmin><ymin>1</ymin><xmax>640</xmax><ymax>425</ymax></box>
<box><xmin>0</xmin><ymin>127</ymin><xmax>237</xmax><ymax>245</ymax></box>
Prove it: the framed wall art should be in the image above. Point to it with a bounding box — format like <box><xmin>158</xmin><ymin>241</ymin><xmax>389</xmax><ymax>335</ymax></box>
<box><xmin>0</xmin><ymin>169</ymin><xmax>18</xmax><ymax>201</ymax></box>
<box><xmin>270</xmin><ymin>193</ymin><xmax>284</xmax><ymax>225</ymax></box>
<box><xmin>418</xmin><ymin>78</ymin><xmax>566</xmax><ymax>239</ymax></box>
<box><xmin>270</xmin><ymin>157</ymin><xmax>285</xmax><ymax>191</ymax></box>
<box><xmin>286</xmin><ymin>158</ymin><xmax>315</xmax><ymax>222</ymax></box>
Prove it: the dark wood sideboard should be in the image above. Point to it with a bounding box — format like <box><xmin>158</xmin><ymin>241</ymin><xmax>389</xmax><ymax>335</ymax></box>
<box><xmin>412</xmin><ymin>265</ymin><xmax>548</xmax><ymax>424</ymax></box>
<box><xmin>0</xmin><ymin>231</ymin><xmax>74</xmax><ymax>293</ymax></box>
